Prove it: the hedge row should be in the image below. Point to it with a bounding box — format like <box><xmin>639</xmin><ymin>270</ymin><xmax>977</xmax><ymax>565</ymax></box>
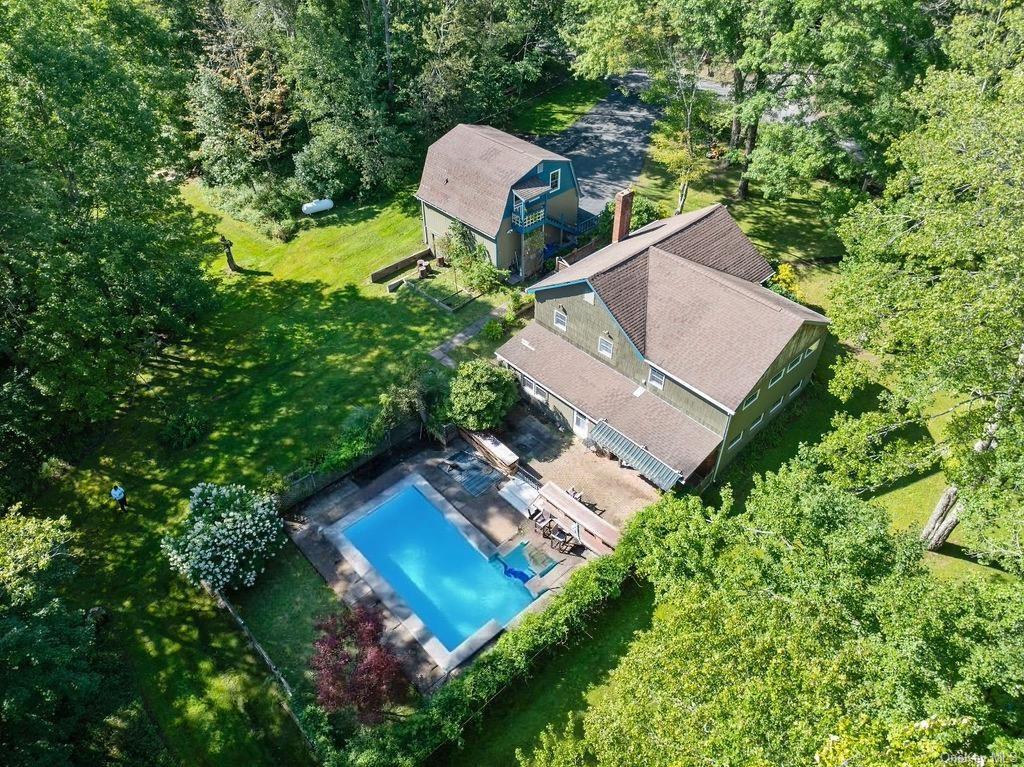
<box><xmin>329</xmin><ymin>549</ymin><xmax>633</xmax><ymax>767</ymax></box>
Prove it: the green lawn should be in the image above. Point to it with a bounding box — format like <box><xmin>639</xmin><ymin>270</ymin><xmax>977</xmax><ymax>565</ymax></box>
<box><xmin>232</xmin><ymin>548</ymin><xmax>339</xmax><ymax>698</ymax></box>
<box><xmin>508</xmin><ymin>78</ymin><xmax>610</xmax><ymax>135</ymax></box>
<box><xmin>30</xmin><ymin>182</ymin><xmax>505</xmax><ymax>766</ymax></box>
<box><xmin>427</xmin><ymin>581</ymin><xmax>655</xmax><ymax>767</ymax></box>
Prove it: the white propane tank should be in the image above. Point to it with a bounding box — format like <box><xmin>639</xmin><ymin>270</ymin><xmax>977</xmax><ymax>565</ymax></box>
<box><xmin>301</xmin><ymin>198</ymin><xmax>334</xmax><ymax>215</ymax></box>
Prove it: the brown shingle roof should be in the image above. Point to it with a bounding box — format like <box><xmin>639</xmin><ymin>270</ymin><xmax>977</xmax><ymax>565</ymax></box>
<box><xmin>528</xmin><ymin>204</ymin><xmax>827</xmax><ymax>410</ymax></box>
<box><xmin>531</xmin><ymin>205</ymin><xmax>720</xmax><ymax>290</ymax></box>
<box><xmin>653</xmin><ymin>205</ymin><xmax>774</xmax><ymax>283</ymax></box>
<box><xmin>590</xmin><ymin>251</ymin><xmax>649</xmax><ymax>351</ymax></box>
<box><xmin>642</xmin><ymin>250</ymin><xmax>825</xmax><ymax>409</ymax></box>
<box><xmin>511</xmin><ymin>175</ymin><xmax>550</xmax><ymax>200</ymax></box>
<box><xmin>496</xmin><ymin>323</ymin><xmax>722</xmax><ymax>479</ymax></box>
<box><xmin>416</xmin><ymin>124</ymin><xmax>568</xmax><ymax>237</ymax></box>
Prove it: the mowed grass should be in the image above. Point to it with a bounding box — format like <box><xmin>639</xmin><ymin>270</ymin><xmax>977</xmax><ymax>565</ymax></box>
<box><xmin>508</xmin><ymin>78</ymin><xmax>610</xmax><ymax>135</ymax></box>
<box><xmin>231</xmin><ymin>548</ymin><xmax>338</xmax><ymax>698</ymax></box>
<box><xmin>30</xmin><ymin>183</ymin><xmax>501</xmax><ymax>766</ymax></box>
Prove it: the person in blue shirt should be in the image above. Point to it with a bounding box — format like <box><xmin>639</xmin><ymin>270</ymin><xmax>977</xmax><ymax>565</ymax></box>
<box><xmin>110</xmin><ymin>484</ymin><xmax>128</xmax><ymax>511</ymax></box>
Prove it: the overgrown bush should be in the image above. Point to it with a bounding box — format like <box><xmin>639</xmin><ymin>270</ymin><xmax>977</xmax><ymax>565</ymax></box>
<box><xmin>482</xmin><ymin>319</ymin><xmax>507</xmax><ymax>342</ymax></box>
<box><xmin>161</xmin><ymin>483</ymin><xmax>285</xmax><ymax>590</ymax></box>
<box><xmin>318</xmin><ymin>367</ymin><xmax>451</xmax><ymax>473</ymax></box>
<box><xmin>505</xmin><ymin>288</ymin><xmax>532</xmax><ymax>318</ymax></box>
<box><xmin>157</xmin><ymin>399</ymin><xmax>209</xmax><ymax>450</ymax></box>
<box><xmin>448</xmin><ymin>360</ymin><xmax>518</xmax><ymax>431</ymax></box>
<box><xmin>439</xmin><ymin>222</ymin><xmax>508</xmax><ymax>294</ymax></box>
<box><xmin>767</xmin><ymin>263</ymin><xmax>805</xmax><ymax>303</ymax></box>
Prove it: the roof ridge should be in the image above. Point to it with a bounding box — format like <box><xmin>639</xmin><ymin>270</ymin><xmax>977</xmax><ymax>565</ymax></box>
<box><xmin>587</xmin><ymin>204</ymin><xmax>723</xmax><ymax>280</ymax></box>
<box><xmin>648</xmin><ymin>247</ymin><xmax>824</xmax><ymax>321</ymax></box>
<box><xmin>462</xmin><ymin>123</ymin><xmax>554</xmax><ymax>160</ymax></box>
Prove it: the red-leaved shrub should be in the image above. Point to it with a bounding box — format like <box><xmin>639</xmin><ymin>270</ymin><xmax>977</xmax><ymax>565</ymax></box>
<box><xmin>310</xmin><ymin>607</ymin><xmax>406</xmax><ymax>724</ymax></box>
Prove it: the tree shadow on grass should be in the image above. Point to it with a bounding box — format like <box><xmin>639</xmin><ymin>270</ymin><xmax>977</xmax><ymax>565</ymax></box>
<box><xmin>36</xmin><ymin>273</ymin><xmax>476</xmax><ymax>766</ymax></box>
<box><xmin>691</xmin><ymin>168</ymin><xmax>846</xmax><ymax>265</ymax></box>
<box><xmin>295</xmin><ymin>186</ymin><xmax>421</xmax><ymax>233</ymax></box>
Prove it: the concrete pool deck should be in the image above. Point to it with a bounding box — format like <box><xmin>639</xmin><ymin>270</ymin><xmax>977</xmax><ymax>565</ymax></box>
<box><xmin>288</xmin><ymin>438</ymin><xmax>583</xmax><ymax>690</ymax></box>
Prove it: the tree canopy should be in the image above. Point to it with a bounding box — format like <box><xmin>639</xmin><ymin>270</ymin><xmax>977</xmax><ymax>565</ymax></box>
<box><xmin>520</xmin><ymin>461</ymin><xmax>1024</xmax><ymax>766</ymax></box>
<box><xmin>821</xmin><ymin>2</ymin><xmax>1024</xmax><ymax>573</ymax></box>
<box><xmin>0</xmin><ymin>0</ymin><xmax>214</xmax><ymax>503</ymax></box>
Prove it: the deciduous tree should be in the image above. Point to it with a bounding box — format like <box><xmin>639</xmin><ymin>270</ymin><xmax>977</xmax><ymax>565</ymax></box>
<box><xmin>0</xmin><ymin>0</ymin><xmax>214</xmax><ymax>501</ymax></box>
<box><xmin>448</xmin><ymin>359</ymin><xmax>519</xmax><ymax>431</ymax></box>
<box><xmin>824</xmin><ymin>2</ymin><xmax>1024</xmax><ymax>571</ymax></box>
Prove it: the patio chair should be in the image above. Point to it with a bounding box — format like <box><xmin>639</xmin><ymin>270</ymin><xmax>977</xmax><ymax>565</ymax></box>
<box><xmin>548</xmin><ymin>523</ymin><xmax>572</xmax><ymax>551</ymax></box>
<box><xmin>533</xmin><ymin>512</ymin><xmax>552</xmax><ymax>534</ymax></box>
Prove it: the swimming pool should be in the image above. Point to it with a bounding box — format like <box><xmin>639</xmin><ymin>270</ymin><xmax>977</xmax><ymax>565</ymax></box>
<box><xmin>341</xmin><ymin>480</ymin><xmax>534</xmax><ymax>654</ymax></box>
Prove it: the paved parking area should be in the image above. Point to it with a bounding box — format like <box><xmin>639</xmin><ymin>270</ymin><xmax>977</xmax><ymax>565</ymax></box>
<box><xmin>536</xmin><ymin>71</ymin><xmax>659</xmax><ymax>215</ymax></box>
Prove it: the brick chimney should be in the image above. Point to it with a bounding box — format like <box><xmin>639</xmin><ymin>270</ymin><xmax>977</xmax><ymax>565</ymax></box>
<box><xmin>611</xmin><ymin>189</ymin><xmax>634</xmax><ymax>243</ymax></box>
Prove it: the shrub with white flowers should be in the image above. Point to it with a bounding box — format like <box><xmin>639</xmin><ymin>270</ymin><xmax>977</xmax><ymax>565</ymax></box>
<box><xmin>161</xmin><ymin>483</ymin><xmax>285</xmax><ymax>591</ymax></box>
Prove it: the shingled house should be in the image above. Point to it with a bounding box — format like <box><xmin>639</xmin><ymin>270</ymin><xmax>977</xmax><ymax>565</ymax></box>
<box><xmin>416</xmin><ymin>124</ymin><xmax>593</xmax><ymax>279</ymax></box>
<box><xmin>495</xmin><ymin>193</ymin><xmax>829</xmax><ymax>491</ymax></box>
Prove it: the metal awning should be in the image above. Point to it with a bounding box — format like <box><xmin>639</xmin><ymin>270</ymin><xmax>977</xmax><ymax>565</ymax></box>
<box><xmin>590</xmin><ymin>420</ymin><xmax>682</xmax><ymax>491</ymax></box>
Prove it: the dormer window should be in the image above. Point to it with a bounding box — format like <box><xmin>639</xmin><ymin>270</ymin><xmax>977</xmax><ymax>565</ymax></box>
<box><xmin>549</xmin><ymin>169</ymin><xmax>560</xmax><ymax>191</ymax></box>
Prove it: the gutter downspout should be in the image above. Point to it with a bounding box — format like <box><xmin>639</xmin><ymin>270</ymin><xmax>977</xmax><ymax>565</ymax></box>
<box><xmin>710</xmin><ymin>411</ymin><xmax>733</xmax><ymax>483</ymax></box>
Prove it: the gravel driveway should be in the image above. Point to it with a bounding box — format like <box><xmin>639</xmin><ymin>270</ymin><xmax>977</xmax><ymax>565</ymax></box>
<box><xmin>535</xmin><ymin>71</ymin><xmax>659</xmax><ymax>215</ymax></box>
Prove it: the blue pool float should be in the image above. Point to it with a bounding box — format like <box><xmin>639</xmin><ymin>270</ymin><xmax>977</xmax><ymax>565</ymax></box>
<box><xmin>502</xmin><ymin>563</ymin><xmax>532</xmax><ymax>584</ymax></box>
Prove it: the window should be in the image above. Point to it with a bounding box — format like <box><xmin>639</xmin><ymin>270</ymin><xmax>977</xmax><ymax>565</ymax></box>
<box><xmin>648</xmin><ymin>367</ymin><xmax>666</xmax><ymax>390</ymax></box>
<box><xmin>549</xmin><ymin>169</ymin><xmax>561</xmax><ymax>191</ymax></box>
<box><xmin>789</xmin><ymin>379</ymin><xmax>803</xmax><ymax>398</ymax></box>
<box><xmin>574</xmin><ymin>410</ymin><xmax>588</xmax><ymax>432</ymax></box>
<box><xmin>803</xmin><ymin>339</ymin><xmax>821</xmax><ymax>360</ymax></box>
<box><xmin>742</xmin><ymin>389</ymin><xmax>760</xmax><ymax>410</ymax></box>
<box><xmin>786</xmin><ymin>355</ymin><xmax>802</xmax><ymax>373</ymax></box>
<box><xmin>750</xmin><ymin>412</ymin><xmax>765</xmax><ymax>430</ymax></box>
<box><xmin>553</xmin><ymin>309</ymin><xmax>567</xmax><ymax>332</ymax></box>
<box><xmin>728</xmin><ymin>431</ymin><xmax>744</xmax><ymax>450</ymax></box>
<box><xmin>598</xmin><ymin>336</ymin><xmax>613</xmax><ymax>358</ymax></box>
<box><xmin>583</xmin><ymin>291</ymin><xmax>595</xmax><ymax>304</ymax></box>
<box><xmin>770</xmin><ymin>396</ymin><xmax>784</xmax><ymax>413</ymax></box>
<box><xmin>523</xmin><ymin>376</ymin><xmax>548</xmax><ymax>403</ymax></box>
<box><xmin>769</xmin><ymin>370</ymin><xmax>785</xmax><ymax>388</ymax></box>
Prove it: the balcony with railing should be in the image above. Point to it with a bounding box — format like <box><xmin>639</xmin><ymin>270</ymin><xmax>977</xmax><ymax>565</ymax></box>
<box><xmin>512</xmin><ymin>207</ymin><xmax>598</xmax><ymax>236</ymax></box>
<box><xmin>512</xmin><ymin>207</ymin><xmax>546</xmax><ymax>232</ymax></box>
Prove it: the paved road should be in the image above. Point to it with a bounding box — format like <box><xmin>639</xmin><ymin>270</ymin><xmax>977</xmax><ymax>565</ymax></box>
<box><xmin>535</xmin><ymin>71</ymin><xmax>659</xmax><ymax>216</ymax></box>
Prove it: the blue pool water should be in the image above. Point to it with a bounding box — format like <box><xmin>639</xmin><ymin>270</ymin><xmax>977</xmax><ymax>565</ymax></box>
<box><xmin>344</xmin><ymin>485</ymin><xmax>534</xmax><ymax>650</ymax></box>
<box><xmin>501</xmin><ymin>542</ymin><xmax>556</xmax><ymax>578</ymax></box>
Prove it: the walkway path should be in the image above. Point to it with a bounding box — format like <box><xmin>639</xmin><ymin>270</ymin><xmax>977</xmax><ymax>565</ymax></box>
<box><xmin>536</xmin><ymin>71</ymin><xmax>659</xmax><ymax>215</ymax></box>
<box><xmin>428</xmin><ymin>303</ymin><xmax>508</xmax><ymax>368</ymax></box>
